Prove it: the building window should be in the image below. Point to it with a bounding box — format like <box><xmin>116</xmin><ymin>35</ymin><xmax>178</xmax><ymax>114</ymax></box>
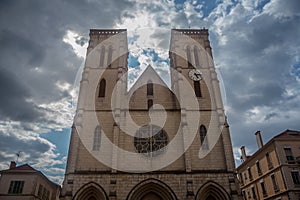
<box><xmin>99</xmin><ymin>46</ymin><xmax>105</xmax><ymax>67</ymax></box>
<box><xmin>43</xmin><ymin>187</ymin><xmax>49</xmax><ymax>200</ymax></box>
<box><xmin>266</xmin><ymin>152</ymin><xmax>273</xmax><ymax>169</ymax></box>
<box><xmin>194</xmin><ymin>46</ymin><xmax>200</xmax><ymax>67</ymax></box>
<box><xmin>170</xmin><ymin>52</ymin><xmax>177</xmax><ymax>68</ymax></box>
<box><xmin>148</xmin><ymin>99</ymin><xmax>153</xmax><ymax>110</ymax></box>
<box><xmin>194</xmin><ymin>81</ymin><xmax>202</xmax><ymax>97</ymax></box>
<box><xmin>107</xmin><ymin>45</ymin><xmax>113</xmax><ymax>67</ymax></box>
<box><xmin>242</xmin><ymin>190</ymin><xmax>246</xmax><ymax>200</ymax></box>
<box><xmin>38</xmin><ymin>184</ymin><xmax>43</xmax><ymax>197</ymax></box>
<box><xmin>147</xmin><ymin>80</ymin><xmax>153</xmax><ymax>96</ymax></box>
<box><xmin>38</xmin><ymin>184</ymin><xmax>50</xmax><ymax>200</ymax></box>
<box><xmin>8</xmin><ymin>181</ymin><xmax>24</xmax><ymax>194</ymax></box>
<box><xmin>260</xmin><ymin>180</ymin><xmax>267</xmax><ymax>197</ymax></box>
<box><xmin>199</xmin><ymin>125</ymin><xmax>208</xmax><ymax>149</ymax></box>
<box><xmin>251</xmin><ymin>186</ymin><xmax>257</xmax><ymax>199</ymax></box>
<box><xmin>134</xmin><ymin>125</ymin><xmax>168</xmax><ymax>157</ymax></box>
<box><xmin>93</xmin><ymin>125</ymin><xmax>101</xmax><ymax>151</ymax></box>
<box><xmin>186</xmin><ymin>45</ymin><xmax>192</xmax><ymax>68</ymax></box>
<box><xmin>239</xmin><ymin>173</ymin><xmax>244</xmax><ymax>185</ymax></box>
<box><xmin>291</xmin><ymin>171</ymin><xmax>300</xmax><ymax>185</ymax></box>
<box><xmin>271</xmin><ymin>174</ymin><xmax>279</xmax><ymax>192</ymax></box>
<box><xmin>256</xmin><ymin>160</ymin><xmax>262</xmax><ymax>175</ymax></box>
<box><xmin>247</xmin><ymin>191</ymin><xmax>251</xmax><ymax>200</ymax></box>
<box><xmin>248</xmin><ymin>167</ymin><xmax>253</xmax><ymax>180</ymax></box>
<box><xmin>99</xmin><ymin>79</ymin><xmax>106</xmax><ymax>97</ymax></box>
<box><xmin>284</xmin><ymin>147</ymin><xmax>294</xmax><ymax>162</ymax></box>
<box><xmin>244</xmin><ymin>172</ymin><xmax>248</xmax><ymax>180</ymax></box>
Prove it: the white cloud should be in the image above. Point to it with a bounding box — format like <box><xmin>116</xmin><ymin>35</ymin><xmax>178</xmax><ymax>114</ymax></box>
<box><xmin>240</xmin><ymin>0</ymin><xmax>259</xmax><ymax>11</ymax></box>
<box><xmin>263</xmin><ymin>0</ymin><xmax>300</xmax><ymax>19</ymax></box>
<box><xmin>183</xmin><ymin>0</ymin><xmax>203</xmax><ymax>25</ymax></box>
<box><xmin>38</xmin><ymin>97</ymin><xmax>75</xmax><ymax>130</ymax></box>
<box><xmin>63</xmin><ymin>30</ymin><xmax>88</xmax><ymax>58</ymax></box>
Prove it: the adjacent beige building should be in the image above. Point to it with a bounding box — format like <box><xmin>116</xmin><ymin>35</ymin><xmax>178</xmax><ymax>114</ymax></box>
<box><xmin>60</xmin><ymin>29</ymin><xmax>241</xmax><ymax>200</ymax></box>
<box><xmin>237</xmin><ymin>130</ymin><xmax>300</xmax><ymax>200</ymax></box>
<box><xmin>0</xmin><ymin>161</ymin><xmax>60</xmax><ymax>200</ymax></box>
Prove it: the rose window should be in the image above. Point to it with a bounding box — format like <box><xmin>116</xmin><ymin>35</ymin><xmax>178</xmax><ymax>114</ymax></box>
<box><xmin>134</xmin><ymin>125</ymin><xmax>168</xmax><ymax>157</ymax></box>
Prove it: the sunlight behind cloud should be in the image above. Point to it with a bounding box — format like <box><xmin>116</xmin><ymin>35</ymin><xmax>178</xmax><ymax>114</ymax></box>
<box><xmin>63</xmin><ymin>30</ymin><xmax>88</xmax><ymax>58</ymax></box>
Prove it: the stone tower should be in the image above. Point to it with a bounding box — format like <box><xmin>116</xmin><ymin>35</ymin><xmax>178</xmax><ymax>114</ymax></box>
<box><xmin>60</xmin><ymin>29</ymin><xmax>240</xmax><ymax>200</ymax></box>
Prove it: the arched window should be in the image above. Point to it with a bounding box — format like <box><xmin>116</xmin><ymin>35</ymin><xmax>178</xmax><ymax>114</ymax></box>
<box><xmin>194</xmin><ymin>81</ymin><xmax>202</xmax><ymax>97</ymax></box>
<box><xmin>107</xmin><ymin>45</ymin><xmax>113</xmax><ymax>67</ymax></box>
<box><xmin>147</xmin><ymin>80</ymin><xmax>153</xmax><ymax>96</ymax></box>
<box><xmin>186</xmin><ymin>45</ymin><xmax>192</xmax><ymax>68</ymax></box>
<box><xmin>93</xmin><ymin>125</ymin><xmax>101</xmax><ymax>151</ymax></box>
<box><xmin>170</xmin><ymin>52</ymin><xmax>177</xmax><ymax>68</ymax></box>
<box><xmin>194</xmin><ymin>46</ymin><xmax>200</xmax><ymax>67</ymax></box>
<box><xmin>148</xmin><ymin>99</ymin><xmax>153</xmax><ymax>110</ymax></box>
<box><xmin>99</xmin><ymin>79</ymin><xmax>106</xmax><ymax>97</ymax></box>
<box><xmin>99</xmin><ymin>46</ymin><xmax>105</xmax><ymax>67</ymax></box>
<box><xmin>200</xmin><ymin>125</ymin><xmax>208</xmax><ymax>149</ymax></box>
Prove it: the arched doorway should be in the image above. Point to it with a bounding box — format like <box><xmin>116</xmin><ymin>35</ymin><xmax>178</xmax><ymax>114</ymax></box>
<box><xmin>206</xmin><ymin>194</ymin><xmax>216</xmax><ymax>200</ymax></box>
<box><xmin>195</xmin><ymin>181</ymin><xmax>230</xmax><ymax>200</ymax></box>
<box><xmin>141</xmin><ymin>192</ymin><xmax>163</xmax><ymax>200</ymax></box>
<box><xmin>73</xmin><ymin>182</ymin><xmax>108</xmax><ymax>200</ymax></box>
<box><xmin>127</xmin><ymin>179</ymin><xmax>177</xmax><ymax>200</ymax></box>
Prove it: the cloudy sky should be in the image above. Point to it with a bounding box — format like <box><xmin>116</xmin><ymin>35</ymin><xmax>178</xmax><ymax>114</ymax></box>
<box><xmin>0</xmin><ymin>0</ymin><xmax>299</xmax><ymax>184</ymax></box>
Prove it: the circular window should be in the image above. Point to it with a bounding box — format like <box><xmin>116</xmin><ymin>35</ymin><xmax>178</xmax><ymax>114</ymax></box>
<box><xmin>134</xmin><ymin>125</ymin><xmax>168</xmax><ymax>157</ymax></box>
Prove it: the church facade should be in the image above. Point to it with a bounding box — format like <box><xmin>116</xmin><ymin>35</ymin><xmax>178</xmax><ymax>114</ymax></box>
<box><xmin>60</xmin><ymin>28</ymin><xmax>240</xmax><ymax>200</ymax></box>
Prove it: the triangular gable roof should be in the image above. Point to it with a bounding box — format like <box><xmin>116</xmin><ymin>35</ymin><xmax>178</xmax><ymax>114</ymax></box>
<box><xmin>274</xmin><ymin>129</ymin><xmax>300</xmax><ymax>139</ymax></box>
<box><xmin>128</xmin><ymin>65</ymin><xmax>169</xmax><ymax>94</ymax></box>
<box><xmin>1</xmin><ymin>163</ymin><xmax>37</xmax><ymax>173</ymax></box>
<box><xmin>1</xmin><ymin>163</ymin><xmax>61</xmax><ymax>187</ymax></box>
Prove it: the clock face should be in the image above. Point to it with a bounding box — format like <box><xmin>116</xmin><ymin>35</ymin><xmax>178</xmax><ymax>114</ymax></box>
<box><xmin>188</xmin><ymin>69</ymin><xmax>202</xmax><ymax>81</ymax></box>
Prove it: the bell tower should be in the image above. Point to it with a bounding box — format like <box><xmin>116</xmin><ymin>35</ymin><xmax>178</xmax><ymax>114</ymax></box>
<box><xmin>169</xmin><ymin>29</ymin><xmax>236</xmax><ymax>172</ymax></box>
<box><xmin>60</xmin><ymin>29</ymin><xmax>241</xmax><ymax>200</ymax></box>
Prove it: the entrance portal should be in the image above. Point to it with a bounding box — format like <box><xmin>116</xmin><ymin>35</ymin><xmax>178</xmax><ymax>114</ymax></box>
<box><xmin>127</xmin><ymin>179</ymin><xmax>177</xmax><ymax>200</ymax></box>
<box><xmin>141</xmin><ymin>192</ymin><xmax>163</xmax><ymax>200</ymax></box>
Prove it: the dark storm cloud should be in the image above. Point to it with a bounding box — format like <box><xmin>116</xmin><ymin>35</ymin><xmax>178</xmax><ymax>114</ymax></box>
<box><xmin>0</xmin><ymin>30</ymin><xmax>45</xmax><ymax>67</ymax></box>
<box><xmin>264</xmin><ymin>112</ymin><xmax>278</xmax><ymax>121</ymax></box>
<box><xmin>208</xmin><ymin>0</ymin><xmax>300</xmax><ymax>154</ymax></box>
<box><xmin>0</xmin><ymin>0</ymin><xmax>136</xmax><ymax>179</ymax></box>
<box><xmin>0</xmin><ymin>0</ymin><xmax>135</xmax><ymax>121</ymax></box>
<box><xmin>213</xmin><ymin>11</ymin><xmax>300</xmax><ymax>109</ymax></box>
<box><xmin>0</xmin><ymin>68</ymin><xmax>43</xmax><ymax>121</ymax></box>
<box><xmin>0</xmin><ymin>29</ymin><xmax>48</xmax><ymax>121</ymax></box>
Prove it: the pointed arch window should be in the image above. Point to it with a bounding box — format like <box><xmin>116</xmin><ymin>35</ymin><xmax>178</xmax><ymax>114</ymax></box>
<box><xmin>186</xmin><ymin>45</ymin><xmax>192</xmax><ymax>68</ymax></box>
<box><xmin>107</xmin><ymin>45</ymin><xmax>113</xmax><ymax>67</ymax></box>
<box><xmin>170</xmin><ymin>52</ymin><xmax>177</xmax><ymax>68</ymax></box>
<box><xmin>200</xmin><ymin>125</ymin><xmax>208</xmax><ymax>149</ymax></box>
<box><xmin>194</xmin><ymin>46</ymin><xmax>200</xmax><ymax>67</ymax></box>
<box><xmin>99</xmin><ymin>46</ymin><xmax>105</xmax><ymax>67</ymax></box>
<box><xmin>147</xmin><ymin>80</ymin><xmax>153</xmax><ymax>96</ymax></box>
<box><xmin>93</xmin><ymin>125</ymin><xmax>101</xmax><ymax>151</ymax></box>
<box><xmin>99</xmin><ymin>79</ymin><xmax>106</xmax><ymax>97</ymax></box>
<box><xmin>194</xmin><ymin>81</ymin><xmax>202</xmax><ymax>97</ymax></box>
<box><xmin>148</xmin><ymin>99</ymin><xmax>153</xmax><ymax>110</ymax></box>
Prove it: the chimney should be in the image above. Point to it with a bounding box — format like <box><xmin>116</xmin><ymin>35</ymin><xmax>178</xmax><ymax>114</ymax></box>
<box><xmin>240</xmin><ymin>146</ymin><xmax>247</xmax><ymax>161</ymax></box>
<box><xmin>255</xmin><ymin>131</ymin><xmax>263</xmax><ymax>149</ymax></box>
<box><xmin>9</xmin><ymin>161</ymin><xmax>16</xmax><ymax>169</ymax></box>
